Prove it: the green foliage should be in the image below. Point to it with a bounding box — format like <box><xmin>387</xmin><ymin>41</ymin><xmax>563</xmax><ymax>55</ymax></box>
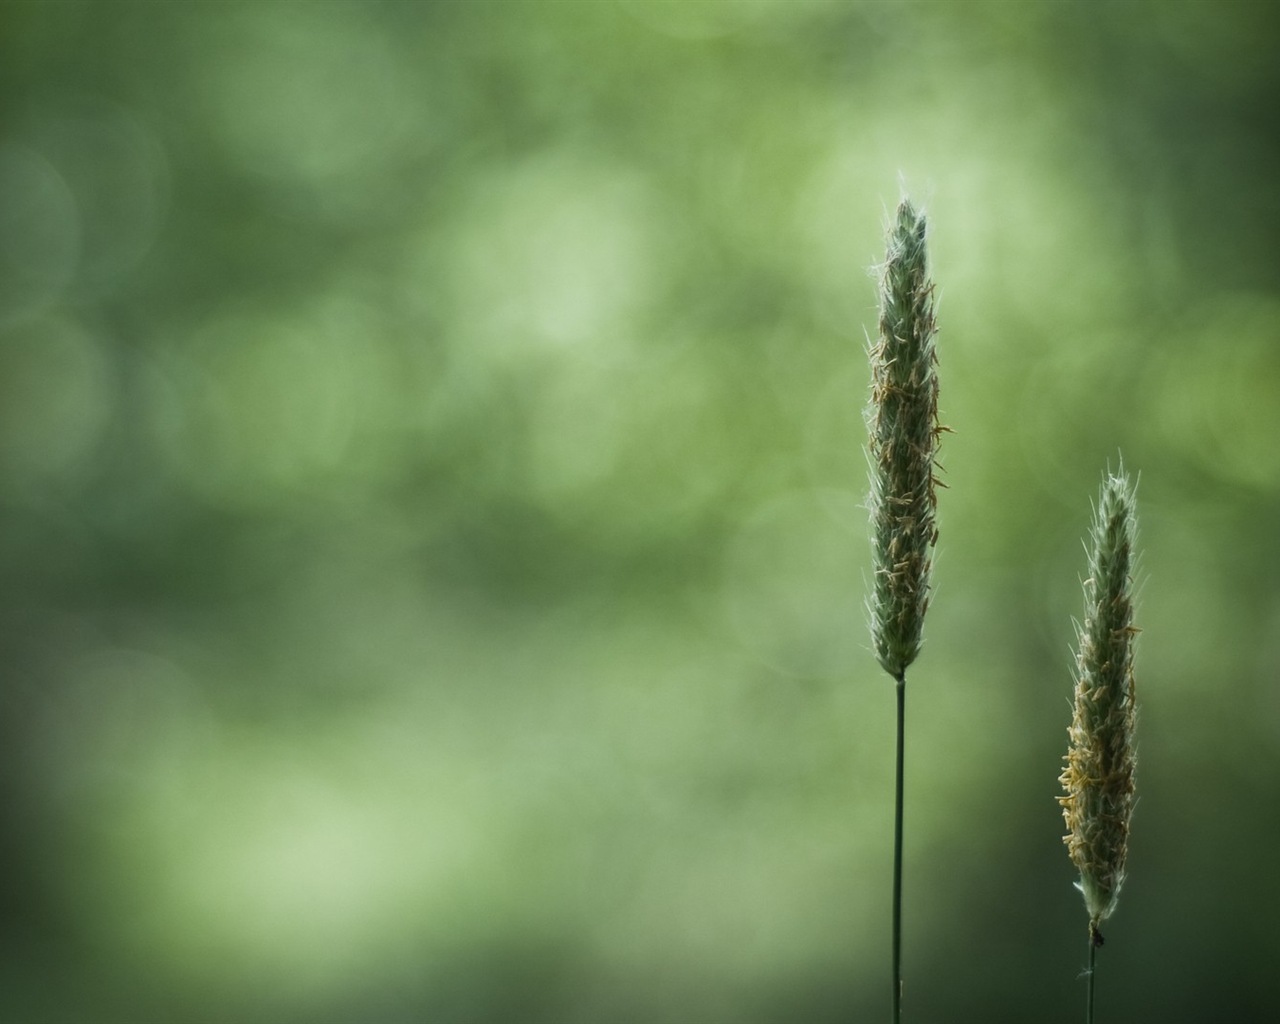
<box><xmin>1</xmin><ymin>3</ymin><xmax>1278</xmax><ymax>1023</ymax></box>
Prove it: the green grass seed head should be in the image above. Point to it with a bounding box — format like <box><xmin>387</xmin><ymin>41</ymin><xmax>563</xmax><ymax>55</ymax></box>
<box><xmin>867</xmin><ymin>199</ymin><xmax>943</xmax><ymax>679</ymax></box>
<box><xmin>1059</xmin><ymin>465</ymin><xmax>1140</xmax><ymax>938</ymax></box>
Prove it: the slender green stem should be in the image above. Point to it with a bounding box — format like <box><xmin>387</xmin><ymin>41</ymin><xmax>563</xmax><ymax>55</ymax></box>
<box><xmin>892</xmin><ymin>671</ymin><xmax>906</xmax><ymax>1024</ymax></box>
<box><xmin>1086</xmin><ymin>927</ymin><xmax>1098</xmax><ymax>1024</ymax></box>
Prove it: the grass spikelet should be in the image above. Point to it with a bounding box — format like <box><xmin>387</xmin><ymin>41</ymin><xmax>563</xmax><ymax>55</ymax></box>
<box><xmin>866</xmin><ymin>197</ymin><xmax>942</xmax><ymax>1024</ymax></box>
<box><xmin>1059</xmin><ymin>465</ymin><xmax>1140</xmax><ymax>949</ymax></box>
<box><xmin>868</xmin><ymin>199</ymin><xmax>942</xmax><ymax>681</ymax></box>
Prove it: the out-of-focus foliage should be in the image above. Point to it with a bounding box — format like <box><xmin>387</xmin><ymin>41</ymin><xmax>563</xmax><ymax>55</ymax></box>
<box><xmin>2</xmin><ymin>2</ymin><xmax>1279</xmax><ymax>1021</ymax></box>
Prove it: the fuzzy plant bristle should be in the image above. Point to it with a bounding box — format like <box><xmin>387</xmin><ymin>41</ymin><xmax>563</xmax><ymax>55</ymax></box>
<box><xmin>1059</xmin><ymin>466</ymin><xmax>1140</xmax><ymax>942</ymax></box>
<box><xmin>867</xmin><ymin>199</ymin><xmax>942</xmax><ymax>680</ymax></box>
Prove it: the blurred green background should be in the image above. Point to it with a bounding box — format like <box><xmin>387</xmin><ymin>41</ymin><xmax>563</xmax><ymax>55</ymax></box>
<box><xmin>2</xmin><ymin>1</ymin><xmax>1279</xmax><ymax>1021</ymax></box>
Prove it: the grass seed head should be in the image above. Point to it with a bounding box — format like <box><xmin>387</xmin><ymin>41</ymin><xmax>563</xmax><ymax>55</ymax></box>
<box><xmin>1058</xmin><ymin>465</ymin><xmax>1140</xmax><ymax>934</ymax></box>
<box><xmin>867</xmin><ymin>199</ymin><xmax>942</xmax><ymax>679</ymax></box>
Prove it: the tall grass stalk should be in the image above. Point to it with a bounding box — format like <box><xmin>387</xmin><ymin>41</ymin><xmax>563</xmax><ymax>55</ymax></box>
<box><xmin>867</xmin><ymin>198</ymin><xmax>942</xmax><ymax>1024</ymax></box>
<box><xmin>1059</xmin><ymin>466</ymin><xmax>1140</xmax><ymax>1024</ymax></box>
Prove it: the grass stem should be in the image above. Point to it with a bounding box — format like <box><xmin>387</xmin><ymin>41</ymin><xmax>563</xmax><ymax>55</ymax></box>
<box><xmin>867</xmin><ymin>199</ymin><xmax>939</xmax><ymax>1024</ymax></box>
<box><xmin>1060</xmin><ymin>465</ymin><xmax>1138</xmax><ymax>1024</ymax></box>
<box><xmin>1086</xmin><ymin>927</ymin><xmax>1098</xmax><ymax>1024</ymax></box>
<box><xmin>892</xmin><ymin>670</ymin><xmax>906</xmax><ymax>1024</ymax></box>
